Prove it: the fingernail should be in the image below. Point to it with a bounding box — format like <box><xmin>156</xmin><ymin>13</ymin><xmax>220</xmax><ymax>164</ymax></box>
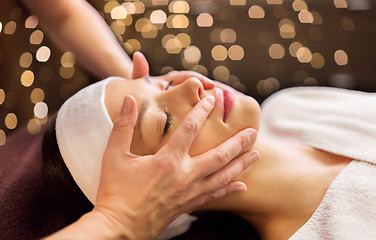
<box><xmin>205</xmin><ymin>96</ymin><xmax>215</xmax><ymax>106</ymax></box>
<box><xmin>247</xmin><ymin>128</ymin><xmax>257</xmax><ymax>143</ymax></box>
<box><xmin>122</xmin><ymin>96</ymin><xmax>132</xmax><ymax>113</ymax></box>
<box><xmin>234</xmin><ymin>182</ymin><xmax>247</xmax><ymax>192</ymax></box>
<box><xmin>249</xmin><ymin>151</ymin><xmax>260</xmax><ymax>163</ymax></box>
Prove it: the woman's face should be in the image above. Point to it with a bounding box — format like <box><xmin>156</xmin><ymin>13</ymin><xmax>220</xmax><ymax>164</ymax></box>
<box><xmin>105</xmin><ymin>77</ymin><xmax>260</xmax><ymax>156</ymax></box>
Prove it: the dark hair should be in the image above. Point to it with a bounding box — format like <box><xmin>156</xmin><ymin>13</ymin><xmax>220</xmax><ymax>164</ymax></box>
<box><xmin>42</xmin><ymin>115</ymin><xmax>93</xmax><ymax>222</ymax></box>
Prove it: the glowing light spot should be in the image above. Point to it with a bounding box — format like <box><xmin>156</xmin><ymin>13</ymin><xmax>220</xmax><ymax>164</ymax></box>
<box><xmin>0</xmin><ymin>130</ymin><xmax>5</xmax><ymax>146</ymax></box>
<box><xmin>25</xmin><ymin>15</ymin><xmax>38</xmax><ymax>28</ymax></box>
<box><xmin>257</xmin><ymin>78</ymin><xmax>280</xmax><ymax>96</ymax></box>
<box><xmin>304</xmin><ymin>77</ymin><xmax>318</xmax><ymax>86</ymax></box>
<box><xmin>165</xmin><ymin>38</ymin><xmax>182</xmax><ymax>54</ymax></box>
<box><xmin>176</xmin><ymin>33</ymin><xmax>191</xmax><ymax>48</ymax></box>
<box><xmin>27</xmin><ymin>119</ymin><xmax>41</xmax><ymax>135</ymax></box>
<box><xmin>312</xmin><ymin>12</ymin><xmax>323</xmax><ymax>24</ymax></box>
<box><xmin>59</xmin><ymin>66</ymin><xmax>75</xmax><ymax>79</ymax></box>
<box><xmin>279</xmin><ymin>19</ymin><xmax>296</xmax><ymax>39</ymax></box>
<box><xmin>220</xmin><ymin>28</ymin><xmax>237</xmax><ymax>43</ymax></box>
<box><xmin>4</xmin><ymin>21</ymin><xmax>16</xmax><ymax>35</ymax></box>
<box><xmin>292</xmin><ymin>0</ymin><xmax>308</xmax><ymax>11</ymax></box>
<box><xmin>61</xmin><ymin>52</ymin><xmax>76</xmax><ymax>68</ymax></box>
<box><xmin>111</xmin><ymin>6</ymin><xmax>127</xmax><ymax>19</ymax></box>
<box><xmin>211</xmin><ymin>45</ymin><xmax>228</xmax><ymax>61</ymax></box>
<box><xmin>34</xmin><ymin>102</ymin><xmax>48</xmax><ymax>119</ymax></box>
<box><xmin>104</xmin><ymin>1</ymin><xmax>119</xmax><ymax>13</ymax></box>
<box><xmin>196</xmin><ymin>13</ymin><xmax>213</xmax><ymax>27</ymax></box>
<box><xmin>191</xmin><ymin>65</ymin><xmax>208</xmax><ymax>76</ymax></box>
<box><xmin>21</xmin><ymin>70</ymin><xmax>34</xmax><ymax>87</ymax></box>
<box><xmin>110</xmin><ymin>21</ymin><xmax>126</xmax><ymax>34</ymax></box>
<box><xmin>213</xmin><ymin>66</ymin><xmax>230</xmax><ymax>81</ymax></box>
<box><xmin>248</xmin><ymin>5</ymin><xmax>265</xmax><ymax>19</ymax></box>
<box><xmin>169</xmin><ymin>1</ymin><xmax>190</xmax><ymax>13</ymax></box>
<box><xmin>334</xmin><ymin>50</ymin><xmax>348</xmax><ymax>66</ymax></box>
<box><xmin>298</xmin><ymin>10</ymin><xmax>314</xmax><ymax>23</ymax></box>
<box><xmin>19</xmin><ymin>52</ymin><xmax>33</xmax><ymax>68</ymax></box>
<box><xmin>5</xmin><ymin>113</ymin><xmax>17</xmax><ymax>130</ymax></box>
<box><xmin>269</xmin><ymin>43</ymin><xmax>285</xmax><ymax>59</ymax></box>
<box><xmin>124</xmin><ymin>39</ymin><xmax>141</xmax><ymax>53</ymax></box>
<box><xmin>150</xmin><ymin>10</ymin><xmax>167</xmax><ymax>24</ymax></box>
<box><xmin>184</xmin><ymin>46</ymin><xmax>201</xmax><ymax>63</ymax></box>
<box><xmin>228</xmin><ymin>45</ymin><xmax>244</xmax><ymax>61</ymax></box>
<box><xmin>230</xmin><ymin>0</ymin><xmax>246</xmax><ymax>5</ymax></box>
<box><xmin>0</xmin><ymin>89</ymin><xmax>4</xmax><ymax>105</ymax></box>
<box><xmin>171</xmin><ymin>14</ymin><xmax>189</xmax><ymax>28</ymax></box>
<box><xmin>0</xmin><ymin>22</ymin><xmax>2</xmax><ymax>33</ymax></box>
<box><xmin>30</xmin><ymin>88</ymin><xmax>45</xmax><ymax>104</ymax></box>
<box><xmin>310</xmin><ymin>53</ymin><xmax>325</xmax><ymax>69</ymax></box>
<box><xmin>36</xmin><ymin>46</ymin><xmax>51</xmax><ymax>62</ymax></box>
<box><xmin>334</xmin><ymin>0</ymin><xmax>348</xmax><ymax>8</ymax></box>
<box><xmin>267</xmin><ymin>0</ymin><xmax>283</xmax><ymax>4</ymax></box>
<box><xmin>29</xmin><ymin>30</ymin><xmax>44</xmax><ymax>44</ymax></box>
<box><xmin>297</xmin><ymin>47</ymin><xmax>312</xmax><ymax>63</ymax></box>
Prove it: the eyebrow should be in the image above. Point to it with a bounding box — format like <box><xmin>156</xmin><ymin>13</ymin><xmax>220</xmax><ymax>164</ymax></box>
<box><xmin>139</xmin><ymin>99</ymin><xmax>150</xmax><ymax>142</ymax></box>
<box><xmin>138</xmin><ymin>76</ymin><xmax>151</xmax><ymax>141</ymax></box>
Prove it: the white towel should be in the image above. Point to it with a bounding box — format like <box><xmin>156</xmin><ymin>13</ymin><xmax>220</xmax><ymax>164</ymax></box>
<box><xmin>259</xmin><ymin>87</ymin><xmax>376</xmax><ymax>239</ymax></box>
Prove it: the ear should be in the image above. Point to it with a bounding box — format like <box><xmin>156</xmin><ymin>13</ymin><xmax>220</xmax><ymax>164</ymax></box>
<box><xmin>132</xmin><ymin>51</ymin><xmax>150</xmax><ymax>79</ymax></box>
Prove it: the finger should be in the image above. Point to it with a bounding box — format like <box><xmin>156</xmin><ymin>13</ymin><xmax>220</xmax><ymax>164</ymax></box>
<box><xmin>166</xmin><ymin>71</ymin><xmax>215</xmax><ymax>89</ymax></box>
<box><xmin>106</xmin><ymin>95</ymin><xmax>138</xmax><ymax>153</ymax></box>
<box><xmin>194</xmin><ymin>128</ymin><xmax>257</xmax><ymax>177</ymax></box>
<box><xmin>202</xmin><ymin>151</ymin><xmax>259</xmax><ymax>194</ymax></box>
<box><xmin>190</xmin><ymin>181</ymin><xmax>247</xmax><ymax>209</ymax></box>
<box><xmin>161</xmin><ymin>96</ymin><xmax>215</xmax><ymax>155</ymax></box>
<box><xmin>132</xmin><ymin>51</ymin><xmax>150</xmax><ymax>79</ymax></box>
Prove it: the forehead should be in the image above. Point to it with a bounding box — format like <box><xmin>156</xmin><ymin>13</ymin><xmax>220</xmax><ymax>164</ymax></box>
<box><xmin>105</xmin><ymin>78</ymin><xmax>150</xmax><ymax>123</ymax></box>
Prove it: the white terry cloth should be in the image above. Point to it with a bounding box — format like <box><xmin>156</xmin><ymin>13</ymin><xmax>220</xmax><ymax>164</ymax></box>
<box><xmin>56</xmin><ymin>77</ymin><xmax>196</xmax><ymax>240</ymax></box>
<box><xmin>259</xmin><ymin>87</ymin><xmax>376</xmax><ymax>239</ymax></box>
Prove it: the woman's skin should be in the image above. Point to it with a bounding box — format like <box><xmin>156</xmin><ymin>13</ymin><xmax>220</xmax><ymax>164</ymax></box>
<box><xmin>105</xmin><ymin>77</ymin><xmax>352</xmax><ymax>240</ymax></box>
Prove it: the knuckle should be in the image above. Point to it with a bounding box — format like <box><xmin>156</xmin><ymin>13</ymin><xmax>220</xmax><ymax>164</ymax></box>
<box><xmin>201</xmin><ymin>102</ymin><xmax>212</xmax><ymax>114</ymax></box>
<box><xmin>216</xmin><ymin>151</ymin><xmax>229</xmax><ymax>166</ymax></box>
<box><xmin>219</xmin><ymin>173</ymin><xmax>230</xmax><ymax>188</ymax></box>
<box><xmin>206</xmin><ymin>191</ymin><xmax>217</xmax><ymax>202</ymax></box>
<box><xmin>183</xmin><ymin>120</ymin><xmax>199</xmax><ymax>136</ymax></box>
<box><xmin>157</xmin><ymin>159</ymin><xmax>176</xmax><ymax>174</ymax></box>
<box><xmin>236</xmin><ymin>135</ymin><xmax>247</xmax><ymax>148</ymax></box>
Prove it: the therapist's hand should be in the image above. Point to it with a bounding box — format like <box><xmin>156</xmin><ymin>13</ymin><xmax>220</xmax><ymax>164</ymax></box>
<box><xmin>132</xmin><ymin>51</ymin><xmax>215</xmax><ymax>90</ymax></box>
<box><xmin>94</xmin><ymin>94</ymin><xmax>259</xmax><ymax>240</ymax></box>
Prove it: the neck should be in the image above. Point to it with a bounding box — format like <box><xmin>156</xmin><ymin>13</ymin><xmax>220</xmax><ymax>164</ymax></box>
<box><xmin>197</xmin><ymin>136</ymin><xmax>351</xmax><ymax>239</ymax></box>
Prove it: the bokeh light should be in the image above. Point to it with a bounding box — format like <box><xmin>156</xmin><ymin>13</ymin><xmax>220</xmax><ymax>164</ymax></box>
<box><xmin>248</xmin><ymin>5</ymin><xmax>265</xmax><ymax>19</ymax></box>
<box><xmin>334</xmin><ymin>50</ymin><xmax>348</xmax><ymax>65</ymax></box>
<box><xmin>197</xmin><ymin>13</ymin><xmax>213</xmax><ymax>27</ymax></box>
<box><xmin>269</xmin><ymin>43</ymin><xmax>285</xmax><ymax>59</ymax></box>
<box><xmin>211</xmin><ymin>45</ymin><xmax>228</xmax><ymax>61</ymax></box>
<box><xmin>297</xmin><ymin>47</ymin><xmax>312</xmax><ymax>63</ymax></box>
<box><xmin>5</xmin><ymin>113</ymin><xmax>17</xmax><ymax>130</ymax></box>
<box><xmin>228</xmin><ymin>45</ymin><xmax>244</xmax><ymax>61</ymax></box>
<box><xmin>0</xmin><ymin>130</ymin><xmax>6</xmax><ymax>146</ymax></box>
<box><xmin>4</xmin><ymin>21</ymin><xmax>16</xmax><ymax>35</ymax></box>
<box><xmin>36</xmin><ymin>46</ymin><xmax>51</xmax><ymax>62</ymax></box>
<box><xmin>34</xmin><ymin>102</ymin><xmax>48</xmax><ymax>119</ymax></box>
<box><xmin>19</xmin><ymin>52</ymin><xmax>33</xmax><ymax>68</ymax></box>
<box><xmin>30</xmin><ymin>88</ymin><xmax>45</xmax><ymax>104</ymax></box>
<box><xmin>21</xmin><ymin>70</ymin><xmax>34</xmax><ymax>87</ymax></box>
<box><xmin>30</xmin><ymin>30</ymin><xmax>44</xmax><ymax>44</ymax></box>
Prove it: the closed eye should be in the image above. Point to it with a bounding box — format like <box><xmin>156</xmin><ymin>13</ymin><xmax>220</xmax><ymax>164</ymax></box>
<box><xmin>165</xmin><ymin>81</ymin><xmax>173</xmax><ymax>90</ymax></box>
<box><xmin>163</xmin><ymin>111</ymin><xmax>172</xmax><ymax>136</ymax></box>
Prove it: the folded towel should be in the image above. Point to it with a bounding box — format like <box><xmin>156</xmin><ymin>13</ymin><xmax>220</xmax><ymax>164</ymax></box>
<box><xmin>259</xmin><ymin>87</ymin><xmax>376</xmax><ymax>239</ymax></box>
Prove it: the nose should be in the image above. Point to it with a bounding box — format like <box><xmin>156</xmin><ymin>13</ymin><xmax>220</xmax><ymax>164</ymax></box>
<box><xmin>165</xmin><ymin>77</ymin><xmax>204</xmax><ymax>107</ymax></box>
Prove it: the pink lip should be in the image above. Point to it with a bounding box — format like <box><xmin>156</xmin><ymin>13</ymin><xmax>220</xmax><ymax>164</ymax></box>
<box><xmin>215</xmin><ymin>87</ymin><xmax>234</xmax><ymax>122</ymax></box>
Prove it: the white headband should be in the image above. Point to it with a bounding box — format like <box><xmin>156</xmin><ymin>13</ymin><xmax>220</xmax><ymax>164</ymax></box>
<box><xmin>56</xmin><ymin>77</ymin><xmax>196</xmax><ymax>238</ymax></box>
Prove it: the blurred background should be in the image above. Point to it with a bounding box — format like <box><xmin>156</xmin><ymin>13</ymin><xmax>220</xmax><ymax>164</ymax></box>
<box><xmin>0</xmin><ymin>0</ymin><xmax>375</xmax><ymax>146</ymax></box>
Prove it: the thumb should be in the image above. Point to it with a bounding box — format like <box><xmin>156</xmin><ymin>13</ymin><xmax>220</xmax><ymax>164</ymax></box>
<box><xmin>132</xmin><ymin>51</ymin><xmax>150</xmax><ymax>79</ymax></box>
<box><xmin>107</xmin><ymin>95</ymin><xmax>138</xmax><ymax>153</ymax></box>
